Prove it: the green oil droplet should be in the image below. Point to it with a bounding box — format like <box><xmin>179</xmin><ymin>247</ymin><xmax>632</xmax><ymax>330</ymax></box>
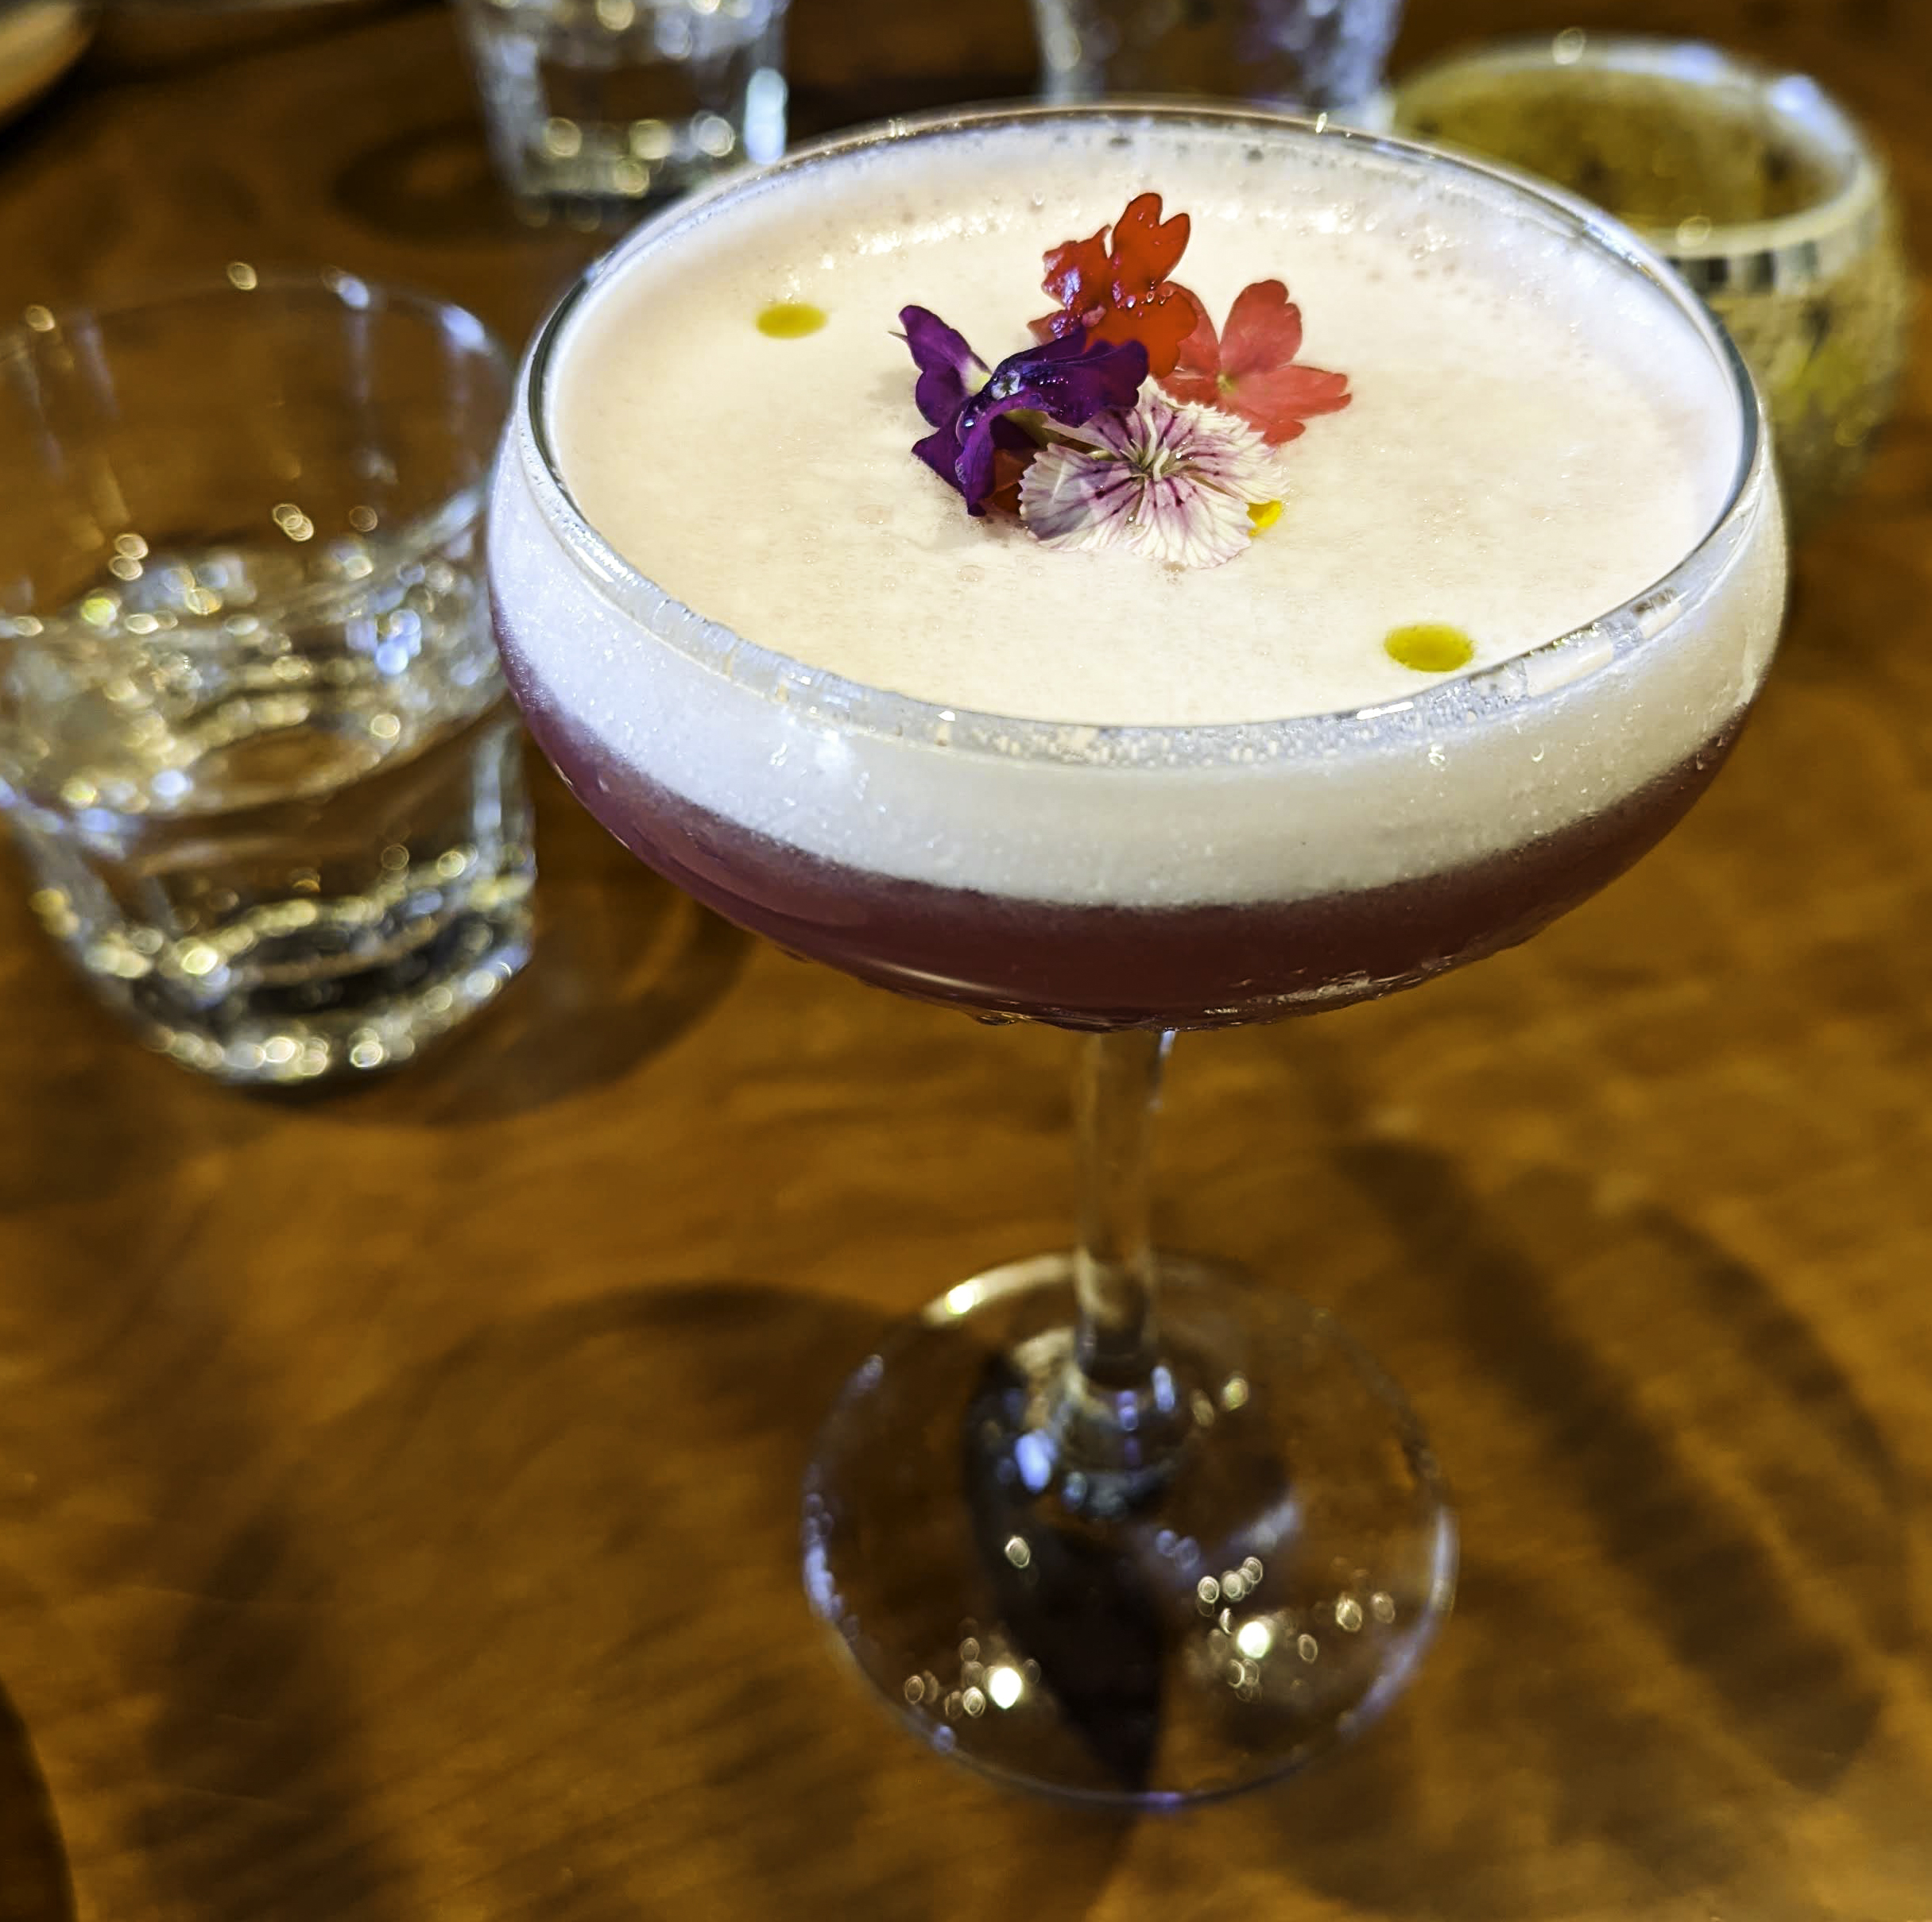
<box><xmin>1384</xmin><ymin>623</ymin><xmax>1476</xmax><ymax>674</ymax></box>
<box><xmin>757</xmin><ymin>302</ymin><xmax>827</xmax><ymax>338</ymax></box>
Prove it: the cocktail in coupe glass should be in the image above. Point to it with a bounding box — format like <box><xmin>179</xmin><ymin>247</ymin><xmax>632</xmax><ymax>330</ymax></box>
<box><xmin>488</xmin><ymin>103</ymin><xmax>1786</xmax><ymax>1804</ymax></box>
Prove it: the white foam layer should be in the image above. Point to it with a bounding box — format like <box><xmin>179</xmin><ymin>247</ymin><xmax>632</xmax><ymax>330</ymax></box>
<box><xmin>550</xmin><ymin>118</ymin><xmax>1741</xmax><ymax>725</ymax></box>
<box><xmin>491</xmin><ymin>113</ymin><xmax>1784</xmax><ymax>911</ymax></box>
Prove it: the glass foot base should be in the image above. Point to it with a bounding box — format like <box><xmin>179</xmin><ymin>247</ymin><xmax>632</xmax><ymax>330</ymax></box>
<box><xmin>802</xmin><ymin>1255</ymin><xmax>1457</xmax><ymax>1806</ymax></box>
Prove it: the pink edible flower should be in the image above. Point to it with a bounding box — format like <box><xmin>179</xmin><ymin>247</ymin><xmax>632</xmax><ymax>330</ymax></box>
<box><xmin>1160</xmin><ymin>279</ymin><xmax>1351</xmax><ymax>445</ymax></box>
<box><xmin>1019</xmin><ymin>393</ymin><xmax>1279</xmax><ymax>570</ymax></box>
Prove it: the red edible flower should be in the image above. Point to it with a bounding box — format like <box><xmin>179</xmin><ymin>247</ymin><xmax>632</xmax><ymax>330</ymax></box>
<box><xmin>1031</xmin><ymin>193</ymin><xmax>1198</xmax><ymax>379</ymax></box>
<box><xmin>1160</xmin><ymin>279</ymin><xmax>1351</xmax><ymax>445</ymax></box>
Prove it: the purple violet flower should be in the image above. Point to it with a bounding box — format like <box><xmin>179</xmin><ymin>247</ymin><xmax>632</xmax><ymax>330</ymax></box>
<box><xmin>1019</xmin><ymin>392</ymin><xmax>1280</xmax><ymax>569</ymax></box>
<box><xmin>899</xmin><ymin>305</ymin><xmax>1149</xmax><ymax>516</ymax></box>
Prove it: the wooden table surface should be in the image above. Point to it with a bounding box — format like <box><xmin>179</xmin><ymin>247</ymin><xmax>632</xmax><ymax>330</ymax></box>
<box><xmin>2</xmin><ymin>0</ymin><xmax>1930</xmax><ymax>1916</ymax></box>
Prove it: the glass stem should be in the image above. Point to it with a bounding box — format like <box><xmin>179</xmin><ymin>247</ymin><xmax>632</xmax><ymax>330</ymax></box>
<box><xmin>1073</xmin><ymin>1028</ymin><xmax>1174</xmax><ymax>1387</ymax></box>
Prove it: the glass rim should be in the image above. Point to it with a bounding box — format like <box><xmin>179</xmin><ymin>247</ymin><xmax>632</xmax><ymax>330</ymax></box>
<box><xmin>0</xmin><ymin>265</ymin><xmax>512</xmax><ymax>641</ymax></box>
<box><xmin>515</xmin><ymin>99</ymin><xmax>1772</xmax><ymax>768</ymax></box>
<box><xmin>1391</xmin><ymin>33</ymin><xmax>1888</xmax><ymax>277</ymax></box>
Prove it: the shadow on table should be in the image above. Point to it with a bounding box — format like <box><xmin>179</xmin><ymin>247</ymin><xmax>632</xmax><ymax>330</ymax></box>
<box><xmin>0</xmin><ymin>760</ymin><xmax>752</xmax><ymax>1190</ymax></box>
<box><xmin>0</xmin><ymin>1679</ymin><xmax>74</xmax><ymax>1922</ymax></box>
<box><xmin>290</xmin><ymin>762</ymin><xmax>757</xmax><ymax>1127</ymax></box>
<box><xmin>140</xmin><ymin>1280</ymin><xmax>1129</xmax><ymax>1920</ymax></box>
<box><xmin>377</xmin><ymin>884</ymin><xmax>750</xmax><ymax>1128</ymax></box>
<box><xmin>335</xmin><ymin>120</ymin><xmax>540</xmax><ymax>248</ymax></box>
<box><xmin>1185</xmin><ymin>1126</ymin><xmax>1911</xmax><ymax>1920</ymax></box>
<box><xmin>29</xmin><ymin>1065</ymin><xmax>1908</xmax><ymax>1914</ymax></box>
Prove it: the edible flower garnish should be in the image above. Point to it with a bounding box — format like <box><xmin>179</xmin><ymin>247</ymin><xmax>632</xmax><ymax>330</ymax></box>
<box><xmin>1019</xmin><ymin>393</ymin><xmax>1279</xmax><ymax>569</ymax></box>
<box><xmin>1030</xmin><ymin>194</ymin><xmax>1197</xmax><ymax>378</ymax></box>
<box><xmin>1160</xmin><ymin>279</ymin><xmax>1351</xmax><ymax>444</ymax></box>
<box><xmin>900</xmin><ymin>304</ymin><xmax>1148</xmax><ymax>516</ymax></box>
<box><xmin>896</xmin><ymin>192</ymin><xmax>1349</xmax><ymax>567</ymax></box>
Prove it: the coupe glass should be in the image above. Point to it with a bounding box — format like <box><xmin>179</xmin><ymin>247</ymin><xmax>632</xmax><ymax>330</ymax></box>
<box><xmin>487</xmin><ymin>105</ymin><xmax>1786</xmax><ymax>1804</ymax></box>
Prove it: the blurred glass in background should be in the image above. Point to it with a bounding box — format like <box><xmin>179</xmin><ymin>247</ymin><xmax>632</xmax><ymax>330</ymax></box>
<box><xmin>0</xmin><ymin>271</ymin><xmax>534</xmax><ymax>1086</ymax></box>
<box><xmin>1391</xmin><ymin>33</ymin><xmax>1911</xmax><ymax>534</ymax></box>
<box><xmin>1032</xmin><ymin>0</ymin><xmax>1404</xmax><ymax>118</ymax></box>
<box><xmin>457</xmin><ymin>0</ymin><xmax>788</xmax><ymax>228</ymax></box>
<box><xmin>0</xmin><ymin>0</ymin><xmax>95</xmax><ymax>122</ymax></box>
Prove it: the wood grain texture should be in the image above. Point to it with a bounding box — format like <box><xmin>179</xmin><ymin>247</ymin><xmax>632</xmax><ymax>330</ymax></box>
<box><xmin>1</xmin><ymin>0</ymin><xmax>1930</xmax><ymax>1915</ymax></box>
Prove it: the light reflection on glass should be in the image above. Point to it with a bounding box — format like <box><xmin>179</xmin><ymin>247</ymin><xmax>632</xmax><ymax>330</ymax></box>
<box><xmin>1235</xmin><ymin>1618</ymin><xmax>1273</xmax><ymax>1660</ymax></box>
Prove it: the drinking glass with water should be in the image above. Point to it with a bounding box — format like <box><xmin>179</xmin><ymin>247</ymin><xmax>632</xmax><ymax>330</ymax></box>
<box><xmin>1032</xmin><ymin>0</ymin><xmax>1403</xmax><ymax>117</ymax></box>
<box><xmin>0</xmin><ymin>268</ymin><xmax>535</xmax><ymax>1085</ymax></box>
<box><xmin>458</xmin><ymin>0</ymin><xmax>788</xmax><ymax>226</ymax></box>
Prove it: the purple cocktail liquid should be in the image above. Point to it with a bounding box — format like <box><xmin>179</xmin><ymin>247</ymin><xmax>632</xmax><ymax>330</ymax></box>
<box><xmin>498</xmin><ymin>606</ymin><xmax>1741</xmax><ymax>1029</ymax></box>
